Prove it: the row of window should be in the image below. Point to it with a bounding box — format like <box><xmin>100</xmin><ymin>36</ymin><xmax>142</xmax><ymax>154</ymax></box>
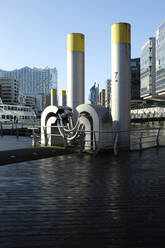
<box><xmin>1</xmin><ymin>115</ymin><xmax>35</xmax><ymax>120</ymax></box>
<box><xmin>0</xmin><ymin>105</ymin><xmax>32</xmax><ymax>111</ymax></box>
<box><xmin>156</xmin><ymin>79</ymin><xmax>165</xmax><ymax>91</ymax></box>
<box><xmin>140</xmin><ymin>87</ymin><xmax>150</xmax><ymax>96</ymax></box>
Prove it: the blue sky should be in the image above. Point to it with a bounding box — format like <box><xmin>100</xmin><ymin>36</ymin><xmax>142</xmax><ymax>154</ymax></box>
<box><xmin>0</xmin><ymin>0</ymin><xmax>165</xmax><ymax>103</ymax></box>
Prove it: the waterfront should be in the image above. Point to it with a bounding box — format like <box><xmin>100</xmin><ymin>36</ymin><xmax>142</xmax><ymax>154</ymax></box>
<box><xmin>0</xmin><ymin>121</ymin><xmax>165</xmax><ymax>153</ymax></box>
<box><xmin>0</xmin><ymin>135</ymin><xmax>32</xmax><ymax>151</ymax></box>
<box><xmin>0</xmin><ymin>149</ymin><xmax>165</xmax><ymax>247</ymax></box>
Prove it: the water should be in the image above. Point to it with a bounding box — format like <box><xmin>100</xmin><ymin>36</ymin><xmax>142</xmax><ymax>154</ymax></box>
<box><xmin>0</xmin><ymin>135</ymin><xmax>32</xmax><ymax>151</ymax></box>
<box><xmin>0</xmin><ymin>150</ymin><xmax>165</xmax><ymax>247</ymax></box>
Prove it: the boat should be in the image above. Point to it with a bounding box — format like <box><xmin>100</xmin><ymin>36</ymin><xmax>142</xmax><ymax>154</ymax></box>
<box><xmin>0</xmin><ymin>99</ymin><xmax>36</xmax><ymax>123</ymax></box>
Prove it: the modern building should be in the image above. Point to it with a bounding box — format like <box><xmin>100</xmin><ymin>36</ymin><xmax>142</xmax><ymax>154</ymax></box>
<box><xmin>99</xmin><ymin>89</ymin><xmax>105</xmax><ymax>106</ymax></box>
<box><xmin>24</xmin><ymin>95</ymin><xmax>36</xmax><ymax>108</ymax></box>
<box><xmin>105</xmin><ymin>79</ymin><xmax>111</xmax><ymax>109</ymax></box>
<box><xmin>35</xmin><ymin>94</ymin><xmax>44</xmax><ymax>115</ymax></box>
<box><xmin>155</xmin><ymin>21</ymin><xmax>165</xmax><ymax>97</ymax></box>
<box><xmin>0</xmin><ymin>66</ymin><xmax>57</xmax><ymax>96</ymax></box>
<box><xmin>140</xmin><ymin>38</ymin><xmax>156</xmax><ymax>99</ymax></box>
<box><xmin>88</xmin><ymin>83</ymin><xmax>99</xmax><ymax>104</ymax></box>
<box><xmin>131</xmin><ymin>58</ymin><xmax>141</xmax><ymax>100</ymax></box>
<box><xmin>0</xmin><ymin>78</ymin><xmax>19</xmax><ymax>104</ymax></box>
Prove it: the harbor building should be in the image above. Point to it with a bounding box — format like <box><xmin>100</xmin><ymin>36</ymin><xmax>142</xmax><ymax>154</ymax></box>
<box><xmin>0</xmin><ymin>66</ymin><xmax>57</xmax><ymax>96</ymax></box>
<box><xmin>105</xmin><ymin>79</ymin><xmax>111</xmax><ymax>109</ymax></box>
<box><xmin>24</xmin><ymin>95</ymin><xmax>36</xmax><ymax>108</ymax></box>
<box><xmin>0</xmin><ymin>78</ymin><xmax>19</xmax><ymax>105</ymax></box>
<box><xmin>140</xmin><ymin>38</ymin><xmax>156</xmax><ymax>99</ymax></box>
<box><xmin>155</xmin><ymin>21</ymin><xmax>165</xmax><ymax>97</ymax></box>
<box><xmin>88</xmin><ymin>83</ymin><xmax>99</xmax><ymax>104</ymax></box>
<box><xmin>131</xmin><ymin>58</ymin><xmax>141</xmax><ymax>100</ymax></box>
<box><xmin>99</xmin><ymin>89</ymin><xmax>105</xmax><ymax>106</ymax></box>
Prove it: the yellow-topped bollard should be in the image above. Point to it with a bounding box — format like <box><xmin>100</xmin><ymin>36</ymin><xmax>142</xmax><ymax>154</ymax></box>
<box><xmin>61</xmin><ymin>90</ymin><xmax>66</xmax><ymax>106</ymax></box>
<box><xmin>51</xmin><ymin>88</ymin><xmax>57</xmax><ymax>95</ymax></box>
<box><xmin>67</xmin><ymin>33</ymin><xmax>84</xmax><ymax>52</ymax></box>
<box><xmin>51</xmin><ymin>88</ymin><xmax>58</xmax><ymax>106</ymax></box>
<box><xmin>111</xmin><ymin>23</ymin><xmax>130</xmax><ymax>44</ymax></box>
<box><xmin>111</xmin><ymin>23</ymin><xmax>131</xmax><ymax>149</ymax></box>
<box><xmin>67</xmin><ymin>33</ymin><xmax>85</xmax><ymax>113</ymax></box>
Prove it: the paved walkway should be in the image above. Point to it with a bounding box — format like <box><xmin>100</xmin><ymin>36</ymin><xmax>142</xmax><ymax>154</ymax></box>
<box><xmin>0</xmin><ymin>147</ymin><xmax>73</xmax><ymax>165</ymax></box>
<box><xmin>0</xmin><ymin>148</ymin><xmax>165</xmax><ymax>247</ymax></box>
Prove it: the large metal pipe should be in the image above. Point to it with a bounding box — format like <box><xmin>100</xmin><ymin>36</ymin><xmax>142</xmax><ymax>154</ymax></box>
<box><xmin>67</xmin><ymin>33</ymin><xmax>85</xmax><ymax>112</ymax></box>
<box><xmin>51</xmin><ymin>88</ymin><xmax>58</xmax><ymax>106</ymax></box>
<box><xmin>61</xmin><ymin>90</ymin><xmax>66</xmax><ymax>106</ymax></box>
<box><xmin>111</xmin><ymin>23</ymin><xmax>131</xmax><ymax>149</ymax></box>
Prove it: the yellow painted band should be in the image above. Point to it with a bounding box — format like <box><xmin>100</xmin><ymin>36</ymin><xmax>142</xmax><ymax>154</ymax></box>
<box><xmin>51</xmin><ymin>89</ymin><xmax>57</xmax><ymax>95</ymax></box>
<box><xmin>40</xmin><ymin>145</ymin><xmax>65</xmax><ymax>149</ymax></box>
<box><xmin>111</xmin><ymin>23</ymin><xmax>130</xmax><ymax>44</ymax></box>
<box><xmin>61</xmin><ymin>90</ymin><xmax>66</xmax><ymax>96</ymax></box>
<box><xmin>67</xmin><ymin>33</ymin><xmax>84</xmax><ymax>52</ymax></box>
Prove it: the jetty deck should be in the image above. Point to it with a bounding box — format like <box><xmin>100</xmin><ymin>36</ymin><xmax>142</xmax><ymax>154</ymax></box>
<box><xmin>0</xmin><ymin>147</ymin><xmax>73</xmax><ymax>166</ymax></box>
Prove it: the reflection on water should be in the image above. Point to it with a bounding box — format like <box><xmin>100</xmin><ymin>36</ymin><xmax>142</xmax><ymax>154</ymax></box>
<box><xmin>0</xmin><ymin>150</ymin><xmax>165</xmax><ymax>247</ymax></box>
<box><xmin>0</xmin><ymin>135</ymin><xmax>32</xmax><ymax>151</ymax></box>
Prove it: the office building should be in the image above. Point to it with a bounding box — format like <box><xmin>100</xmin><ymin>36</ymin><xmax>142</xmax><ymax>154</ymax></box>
<box><xmin>155</xmin><ymin>21</ymin><xmax>165</xmax><ymax>96</ymax></box>
<box><xmin>0</xmin><ymin>78</ymin><xmax>19</xmax><ymax>104</ymax></box>
<box><xmin>0</xmin><ymin>66</ymin><xmax>57</xmax><ymax>96</ymax></box>
<box><xmin>131</xmin><ymin>58</ymin><xmax>141</xmax><ymax>100</ymax></box>
<box><xmin>105</xmin><ymin>79</ymin><xmax>111</xmax><ymax>109</ymax></box>
<box><xmin>88</xmin><ymin>83</ymin><xmax>99</xmax><ymax>104</ymax></box>
<box><xmin>24</xmin><ymin>95</ymin><xmax>36</xmax><ymax>108</ymax></box>
<box><xmin>99</xmin><ymin>89</ymin><xmax>105</xmax><ymax>106</ymax></box>
<box><xmin>140</xmin><ymin>38</ymin><xmax>156</xmax><ymax>99</ymax></box>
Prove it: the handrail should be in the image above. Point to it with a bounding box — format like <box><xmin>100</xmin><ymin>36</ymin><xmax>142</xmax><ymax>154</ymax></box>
<box><xmin>31</xmin><ymin>125</ymin><xmax>165</xmax><ymax>151</ymax></box>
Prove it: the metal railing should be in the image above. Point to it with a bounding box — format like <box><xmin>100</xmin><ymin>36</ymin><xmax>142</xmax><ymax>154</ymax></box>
<box><xmin>29</xmin><ymin>125</ymin><xmax>165</xmax><ymax>155</ymax></box>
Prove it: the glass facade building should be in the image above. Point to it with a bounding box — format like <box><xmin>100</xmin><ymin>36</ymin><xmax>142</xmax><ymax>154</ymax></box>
<box><xmin>156</xmin><ymin>21</ymin><xmax>165</xmax><ymax>95</ymax></box>
<box><xmin>0</xmin><ymin>67</ymin><xmax>57</xmax><ymax>96</ymax></box>
<box><xmin>0</xmin><ymin>78</ymin><xmax>19</xmax><ymax>105</ymax></box>
<box><xmin>131</xmin><ymin>58</ymin><xmax>140</xmax><ymax>100</ymax></box>
<box><xmin>105</xmin><ymin>79</ymin><xmax>111</xmax><ymax>109</ymax></box>
<box><xmin>140</xmin><ymin>38</ymin><xmax>156</xmax><ymax>98</ymax></box>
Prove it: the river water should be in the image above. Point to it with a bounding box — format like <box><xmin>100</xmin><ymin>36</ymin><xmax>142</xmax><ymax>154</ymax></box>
<box><xmin>0</xmin><ymin>123</ymin><xmax>165</xmax><ymax>247</ymax></box>
<box><xmin>0</xmin><ymin>148</ymin><xmax>165</xmax><ymax>247</ymax></box>
<box><xmin>0</xmin><ymin>135</ymin><xmax>32</xmax><ymax>151</ymax></box>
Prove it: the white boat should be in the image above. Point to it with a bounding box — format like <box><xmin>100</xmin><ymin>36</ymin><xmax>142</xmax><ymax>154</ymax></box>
<box><xmin>0</xmin><ymin>102</ymin><xmax>36</xmax><ymax>123</ymax></box>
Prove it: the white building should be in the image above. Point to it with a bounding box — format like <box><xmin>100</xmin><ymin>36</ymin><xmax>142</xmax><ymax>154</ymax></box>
<box><xmin>0</xmin><ymin>66</ymin><xmax>57</xmax><ymax>96</ymax></box>
<box><xmin>105</xmin><ymin>79</ymin><xmax>111</xmax><ymax>109</ymax></box>
<box><xmin>24</xmin><ymin>95</ymin><xmax>36</xmax><ymax>108</ymax></box>
<box><xmin>0</xmin><ymin>78</ymin><xmax>19</xmax><ymax>104</ymax></box>
<box><xmin>156</xmin><ymin>21</ymin><xmax>165</xmax><ymax>97</ymax></box>
<box><xmin>140</xmin><ymin>37</ymin><xmax>156</xmax><ymax>99</ymax></box>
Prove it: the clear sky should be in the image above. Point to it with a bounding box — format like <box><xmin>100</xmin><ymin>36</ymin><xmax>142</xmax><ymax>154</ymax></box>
<box><xmin>0</xmin><ymin>0</ymin><xmax>165</xmax><ymax>103</ymax></box>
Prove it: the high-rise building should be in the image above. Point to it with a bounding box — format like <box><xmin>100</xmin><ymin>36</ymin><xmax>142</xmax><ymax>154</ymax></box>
<box><xmin>140</xmin><ymin>38</ymin><xmax>156</xmax><ymax>99</ymax></box>
<box><xmin>0</xmin><ymin>78</ymin><xmax>19</xmax><ymax>104</ymax></box>
<box><xmin>99</xmin><ymin>89</ymin><xmax>105</xmax><ymax>106</ymax></box>
<box><xmin>131</xmin><ymin>58</ymin><xmax>141</xmax><ymax>100</ymax></box>
<box><xmin>24</xmin><ymin>95</ymin><xmax>36</xmax><ymax>108</ymax></box>
<box><xmin>88</xmin><ymin>83</ymin><xmax>99</xmax><ymax>104</ymax></box>
<box><xmin>0</xmin><ymin>66</ymin><xmax>57</xmax><ymax>96</ymax></box>
<box><xmin>155</xmin><ymin>21</ymin><xmax>165</xmax><ymax>97</ymax></box>
<box><xmin>105</xmin><ymin>79</ymin><xmax>111</xmax><ymax>109</ymax></box>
